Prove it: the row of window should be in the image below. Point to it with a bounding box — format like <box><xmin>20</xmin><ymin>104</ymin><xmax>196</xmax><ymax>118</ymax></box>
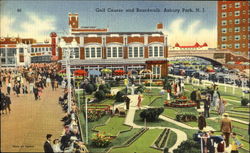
<box><xmin>31</xmin><ymin>47</ymin><xmax>52</xmax><ymax>53</ymax></box>
<box><xmin>221</xmin><ymin>43</ymin><xmax>250</xmax><ymax>49</ymax></box>
<box><xmin>221</xmin><ymin>2</ymin><xmax>248</xmax><ymax>9</ymax></box>
<box><xmin>1</xmin><ymin>58</ymin><xmax>16</xmax><ymax>64</ymax></box>
<box><xmin>221</xmin><ymin>27</ymin><xmax>250</xmax><ymax>33</ymax></box>
<box><xmin>0</xmin><ymin>48</ymin><xmax>17</xmax><ymax>56</ymax></box>
<box><xmin>221</xmin><ymin>18</ymin><xmax>249</xmax><ymax>26</ymax></box>
<box><xmin>221</xmin><ymin>10</ymin><xmax>249</xmax><ymax>18</ymax></box>
<box><xmin>221</xmin><ymin>35</ymin><xmax>248</xmax><ymax>41</ymax></box>
<box><xmin>62</xmin><ymin>46</ymin><xmax>165</xmax><ymax>59</ymax></box>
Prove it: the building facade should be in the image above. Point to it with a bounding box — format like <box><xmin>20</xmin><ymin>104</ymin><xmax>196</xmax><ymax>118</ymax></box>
<box><xmin>57</xmin><ymin>13</ymin><xmax>169</xmax><ymax>77</ymax></box>
<box><xmin>217</xmin><ymin>1</ymin><xmax>250</xmax><ymax>57</ymax></box>
<box><xmin>0</xmin><ymin>37</ymin><xmax>33</xmax><ymax>67</ymax></box>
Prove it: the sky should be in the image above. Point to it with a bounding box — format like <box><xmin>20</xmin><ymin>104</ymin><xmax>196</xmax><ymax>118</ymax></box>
<box><xmin>0</xmin><ymin>0</ymin><xmax>217</xmax><ymax>47</ymax></box>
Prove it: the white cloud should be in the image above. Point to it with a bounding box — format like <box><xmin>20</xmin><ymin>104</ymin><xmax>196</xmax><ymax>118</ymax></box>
<box><xmin>0</xmin><ymin>12</ymin><xmax>56</xmax><ymax>42</ymax></box>
<box><xmin>163</xmin><ymin>18</ymin><xmax>217</xmax><ymax>48</ymax></box>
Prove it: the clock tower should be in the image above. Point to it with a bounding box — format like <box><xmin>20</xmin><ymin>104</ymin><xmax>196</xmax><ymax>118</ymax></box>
<box><xmin>68</xmin><ymin>13</ymin><xmax>79</xmax><ymax>29</ymax></box>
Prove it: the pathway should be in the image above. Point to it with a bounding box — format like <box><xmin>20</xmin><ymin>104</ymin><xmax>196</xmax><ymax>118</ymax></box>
<box><xmin>113</xmin><ymin>94</ymin><xmax>188</xmax><ymax>152</ymax></box>
<box><xmin>1</xmin><ymin>85</ymin><xmax>65</xmax><ymax>152</ymax></box>
<box><xmin>209</xmin><ymin>116</ymin><xmax>249</xmax><ymax>124</ymax></box>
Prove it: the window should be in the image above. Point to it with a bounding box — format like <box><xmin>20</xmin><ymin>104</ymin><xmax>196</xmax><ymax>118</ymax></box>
<box><xmin>242</xmin><ymin>44</ymin><xmax>246</xmax><ymax>48</ymax></box>
<box><xmin>248</xmin><ymin>26</ymin><xmax>250</xmax><ymax>31</ymax></box>
<box><xmin>243</xmin><ymin>35</ymin><xmax>246</xmax><ymax>39</ymax></box>
<box><xmin>243</xmin><ymin>2</ymin><xmax>246</xmax><ymax>6</ymax></box>
<box><xmin>113</xmin><ymin>47</ymin><xmax>117</xmax><ymax>57</ymax></box>
<box><xmin>128</xmin><ymin>46</ymin><xmax>144</xmax><ymax>58</ymax></box>
<box><xmin>229</xmin><ymin>44</ymin><xmax>232</xmax><ymax>48</ymax></box>
<box><xmin>243</xmin><ymin>27</ymin><xmax>246</xmax><ymax>31</ymax></box>
<box><xmin>134</xmin><ymin>47</ymin><xmax>138</xmax><ymax>57</ymax></box>
<box><xmin>222</xmin><ymin>20</ymin><xmax>227</xmax><ymax>26</ymax></box>
<box><xmin>222</xmin><ymin>12</ymin><xmax>227</xmax><ymax>18</ymax></box>
<box><xmin>221</xmin><ymin>44</ymin><xmax>227</xmax><ymax>49</ymax></box>
<box><xmin>229</xmin><ymin>4</ymin><xmax>232</xmax><ymax>8</ymax></box>
<box><xmin>222</xmin><ymin>28</ymin><xmax>227</xmax><ymax>33</ymax></box>
<box><xmin>235</xmin><ymin>2</ymin><xmax>240</xmax><ymax>8</ymax></box>
<box><xmin>139</xmin><ymin>47</ymin><xmax>143</xmax><ymax>57</ymax></box>
<box><xmin>242</xmin><ymin>19</ymin><xmax>246</xmax><ymax>23</ymax></box>
<box><xmin>234</xmin><ymin>43</ymin><xmax>240</xmax><ymax>49</ymax></box>
<box><xmin>107</xmin><ymin>47</ymin><xmax>111</xmax><ymax>57</ymax></box>
<box><xmin>96</xmin><ymin>47</ymin><xmax>101</xmax><ymax>57</ymax></box>
<box><xmin>91</xmin><ymin>48</ymin><xmax>95</xmax><ymax>58</ymax></box>
<box><xmin>229</xmin><ymin>12</ymin><xmax>232</xmax><ymax>16</ymax></box>
<box><xmin>74</xmin><ymin>48</ymin><xmax>79</xmax><ymax>58</ymax></box>
<box><xmin>229</xmin><ymin>36</ymin><xmax>233</xmax><ymax>41</ymax></box>
<box><xmin>243</xmin><ymin>10</ymin><xmax>246</xmax><ymax>14</ymax></box>
<box><xmin>85</xmin><ymin>47</ymin><xmax>101</xmax><ymax>58</ymax></box>
<box><xmin>7</xmin><ymin>48</ymin><xmax>16</xmax><ymax>56</ymax></box>
<box><xmin>7</xmin><ymin>58</ymin><xmax>15</xmax><ymax>64</ymax></box>
<box><xmin>85</xmin><ymin>48</ymin><xmax>90</xmax><ymax>58</ymax></box>
<box><xmin>229</xmin><ymin>20</ymin><xmax>232</xmax><ymax>24</ymax></box>
<box><xmin>235</xmin><ymin>19</ymin><xmax>240</xmax><ymax>24</ymax></box>
<box><xmin>234</xmin><ymin>11</ymin><xmax>240</xmax><ymax>16</ymax></box>
<box><xmin>118</xmin><ymin>47</ymin><xmax>123</xmax><ymax>57</ymax></box>
<box><xmin>154</xmin><ymin>46</ymin><xmax>158</xmax><ymax>57</ymax></box>
<box><xmin>1</xmin><ymin>58</ymin><xmax>5</xmax><ymax>64</ymax></box>
<box><xmin>234</xmin><ymin>27</ymin><xmax>240</xmax><ymax>32</ymax></box>
<box><xmin>129</xmin><ymin>47</ymin><xmax>133</xmax><ymax>57</ymax></box>
<box><xmin>222</xmin><ymin>36</ymin><xmax>227</xmax><ymax>41</ymax></box>
<box><xmin>19</xmin><ymin>48</ymin><xmax>24</xmax><ymax>53</ymax></box>
<box><xmin>222</xmin><ymin>4</ymin><xmax>227</xmax><ymax>9</ymax></box>
<box><xmin>159</xmin><ymin>46</ymin><xmax>163</xmax><ymax>56</ymax></box>
<box><xmin>235</xmin><ymin>35</ymin><xmax>240</xmax><ymax>41</ymax></box>
<box><xmin>153</xmin><ymin>66</ymin><xmax>160</xmax><ymax>75</ymax></box>
<box><xmin>31</xmin><ymin>48</ymin><xmax>34</xmax><ymax>53</ymax></box>
<box><xmin>229</xmin><ymin>28</ymin><xmax>232</xmax><ymax>32</ymax></box>
<box><xmin>107</xmin><ymin>46</ymin><xmax>122</xmax><ymax>58</ymax></box>
<box><xmin>46</xmin><ymin>47</ymin><xmax>48</xmax><ymax>51</ymax></box>
<box><xmin>0</xmin><ymin>48</ymin><xmax>5</xmax><ymax>56</ymax></box>
<box><xmin>149</xmin><ymin>46</ymin><xmax>153</xmax><ymax>57</ymax></box>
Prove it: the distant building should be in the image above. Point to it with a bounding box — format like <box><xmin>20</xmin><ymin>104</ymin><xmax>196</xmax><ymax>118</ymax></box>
<box><xmin>0</xmin><ymin>37</ymin><xmax>30</xmax><ymax>67</ymax></box>
<box><xmin>57</xmin><ymin>13</ymin><xmax>169</xmax><ymax>77</ymax></box>
<box><xmin>169</xmin><ymin>42</ymin><xmax>208</xmax><ymax>50</ymax></box>
<box><xmin>217</xmin><ymin>1</ymin><xmax>250</xmax><ymax>57</ymax></box>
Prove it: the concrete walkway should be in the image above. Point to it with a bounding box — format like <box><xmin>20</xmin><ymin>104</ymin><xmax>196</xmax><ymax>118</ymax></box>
<box><xmin>113</xmin><ymin>94</ymin><xmax>188</xmax><ymax>152</ymax></box>
<box><xmin>1</xmin><ymin>85</ymin><xmax>64</xmax><ymax>152</ymax></box>
<box><xmin>209</xmin><ymin>116</ymin><xmax>249</xmax><ymax>124</ymax></box>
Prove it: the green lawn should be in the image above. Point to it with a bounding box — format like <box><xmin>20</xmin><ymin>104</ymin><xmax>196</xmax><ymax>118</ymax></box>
<box><xmin>231</xmin><ymin>107</ymin><xmax>250</xmax><ymax>112</ymax></box>
<box><xmin>232</xmin><ymin>121</ymin><xmax>248</xmax><ymax>130</ymax></box>
<box><xmin>94</xmin><ymin>116</ymin><xmax>131</xmax><ymax>136</ymax></box>
<box><xmin>134</xmin><ymin>110</ymin><xmax>197</xmax><ymax>139</ymax></box>
<box><xmin>110</xmin><ymin>129</ymin><xmax>163</xmax><ymax>153</ymax></box>
<box><xmin>166</xmin><ymin>130</ymin><xmax>177</xmax><ymax>149</ymax></box>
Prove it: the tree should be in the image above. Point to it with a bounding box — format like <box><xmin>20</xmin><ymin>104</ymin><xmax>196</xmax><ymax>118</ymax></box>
<box><xmin>115</xmin><ymin>91</ymin><xmax>126</xmax><ymax>102</ymax></box>
<box><xmin>173</xmin><ymin>140</ymin><xmax>200</xmax><ymax>153</ymax></box>
<box><xmin>95</xmin><ymin>90</ymin><xmax>106</xmax><ymax>101</ymax></box>
<box><xmin>140</xmin><ymin>107</ymin><xmax>164</xmax><ymax>122</ymax></box>
<box><xmin>85</xmin><ymin>83</ymin><xmax>95</xmax><ymax>94</ymax></box>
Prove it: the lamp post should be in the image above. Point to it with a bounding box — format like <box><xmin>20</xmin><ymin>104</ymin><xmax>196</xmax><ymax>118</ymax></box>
<box><xmin>59</xmin><ymin>38</ymin><xmax>78</xmax><ymax>114</ymax></box>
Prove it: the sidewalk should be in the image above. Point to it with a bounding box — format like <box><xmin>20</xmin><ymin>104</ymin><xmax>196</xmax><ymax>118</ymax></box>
<box><xmin>1</xmin><ymin>86</ymin><xmax>64</xmax><ymax>152</ymax></box>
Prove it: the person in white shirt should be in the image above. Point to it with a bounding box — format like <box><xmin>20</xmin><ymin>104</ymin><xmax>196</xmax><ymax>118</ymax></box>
<box><xmin>52</xmin><ymin>139</ymin><xmax>62</xmax><ymax>153</ymax></box>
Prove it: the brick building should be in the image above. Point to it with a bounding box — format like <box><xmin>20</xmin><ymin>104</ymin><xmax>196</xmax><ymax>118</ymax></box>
<box><xmin>57</xmin><ymin>13</ymin><xmax>169</xmax><ymax>77</ymax></box>
<box><xmin>217</xmin><ymin>1</ymin><xmax>250</xmax><ymax>57</ymax></box>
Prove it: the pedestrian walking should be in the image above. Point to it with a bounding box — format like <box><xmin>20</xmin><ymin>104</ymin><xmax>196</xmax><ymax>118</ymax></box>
<box><xmin>195</xmin><ymin>88</ymin><xmax>202</xmax><ymax>109</ymax></box>
<box><xmin>33</xmin><ymin>85</ymin><xmax>39</xmax><ymax>100</ymax></box>
<box><xmin>204</xmin><ymin>93</ymin><xmax>211</xmax><ymax>118</ymax></box>
<box><xmin>198</xmin><ymin>112</ymin><xmax>206</xmax><ymax>131</ymax></box>
<box><xmin>7</xmin><ymin>82</ymin><xmax>11</xmax><ymax>95</ymax></box>
<box><xmin>220</xmin><ymin>113</ymin><xmax>232</xmax><ymax>147</ymax></box>
<box><xmin>4</xmin><ymin>95</ymin><xmax>11</xmax><ymax>114</ymax></box>
<box><xmin>217</xmin><ymin>98</ymin><xmax>225</xmax><ymax>116</ymax></box>
<box><xmin>137</xmin><ymin>94</ymin><xmax>142</xmax><ymax>109</ymax></box>
<box><xmin>124</xmin><ymin>95</ymin><xmax>130</xmax><ymax>110</ymax></box>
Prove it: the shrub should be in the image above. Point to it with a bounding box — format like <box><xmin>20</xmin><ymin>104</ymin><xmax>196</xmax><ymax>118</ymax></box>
<box><xmin>87</xmin><ymin>110</ymin><xmax>105</xmax><ymax>122</ymax></box>
<box><xmin>140</xmin><ymin>107</ymin><xmax>164</xmax><ymax>122</ymax></box>
<box><xmin>241</xmin><ymin>98</ymin><xmax>249</xmax><ymax>106</ymax></box>
<box><xmin>176</xmin><ymin>113</ymin><xmax>197</xmax><ymax>122</ymax></box>
<box><xmin>95</xmin><ymin>90</ymin><xmax>106</xmax><ymax>101</ymax></box>
<box><xmin>135</xmin><ymin>85</ymin><xmax>146</xmax><ymax>94</ymax></box>
<box><xmin>173</xmin><ymin>140</ymin><xmax>200</xmax><ymax>153</ymax></box>
<box><xmin>85</xmin><ymin>83</ymin><xmax>95</xmax><ymax>94</ymax></box>
<box><xmin>115</xmin><ymin>91</ymin><xmax>126</xmax><ymax>102</ymax></box>
<box><xmin>92</xmin><ymin>132</ymin><xmax>112</xmax><ymax>147</ymax></box>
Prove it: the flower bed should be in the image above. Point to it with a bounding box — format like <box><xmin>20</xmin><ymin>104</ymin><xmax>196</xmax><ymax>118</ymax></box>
<box><xmin>164</xmin><ymin>97</ymin><xmax>196</xmax><ymax>108</ymax></box>
<box><xmin>92</xmin><ymin>132</ymin><xmax>113</xmax><ymax>147</ymax></box>
<box><xmin>176</xmin><ymin>113</ymin><xmax>197</xmax><ymax>122</ymax></box>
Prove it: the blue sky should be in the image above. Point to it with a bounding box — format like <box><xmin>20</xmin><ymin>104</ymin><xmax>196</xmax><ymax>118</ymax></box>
<box><xmin>0</xmin><ymin>0</ymin><xmax>217</xmax><ymax>47</ymax></box>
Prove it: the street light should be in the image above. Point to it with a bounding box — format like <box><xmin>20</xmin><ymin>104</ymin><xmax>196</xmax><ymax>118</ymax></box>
<box><xmin>59</xmin><ymin>38</ymin><xmax>78</xmax><ymax>114</ymax></box>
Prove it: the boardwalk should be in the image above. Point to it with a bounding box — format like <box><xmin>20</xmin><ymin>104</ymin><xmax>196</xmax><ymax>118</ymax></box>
<box><xmin>1</xmin><ymin>86</ymin><xmax>64</xmax><ymax>152</ymax></box>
